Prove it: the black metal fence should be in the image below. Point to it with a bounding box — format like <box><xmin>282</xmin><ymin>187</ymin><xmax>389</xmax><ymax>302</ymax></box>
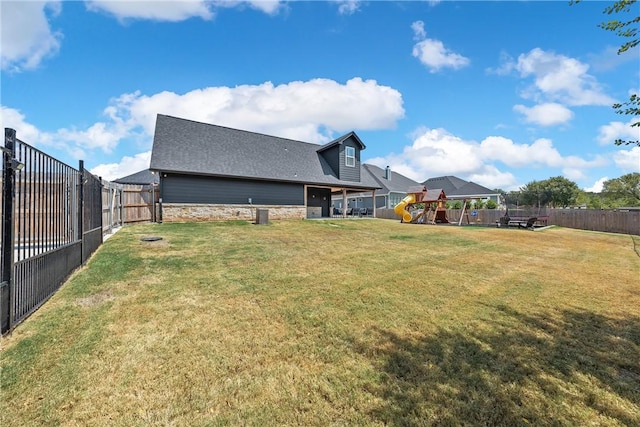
<box><xmin>1</xmin><ymin>128</ymin><xmax>103</xmax><ymax>334</ymax></box>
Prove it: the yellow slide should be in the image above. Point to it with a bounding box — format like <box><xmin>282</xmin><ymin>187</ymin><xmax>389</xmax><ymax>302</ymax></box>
<box><xmin>394</xmin><ymin>194</ymin><xmax>416</xmax><ymax>223</ymax></box>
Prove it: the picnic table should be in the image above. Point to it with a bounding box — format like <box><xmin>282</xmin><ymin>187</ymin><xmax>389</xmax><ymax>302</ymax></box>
<box><xmin>497</xmin><ymin>216</ymin><xmax>549</xmax><ymax>229</ymax></box>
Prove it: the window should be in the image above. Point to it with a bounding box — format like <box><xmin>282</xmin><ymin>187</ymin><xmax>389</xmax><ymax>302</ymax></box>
<box><xmin>345</xmin><ymin>146</ymin><xmax>355</xmax><ymax>167</ymax></box>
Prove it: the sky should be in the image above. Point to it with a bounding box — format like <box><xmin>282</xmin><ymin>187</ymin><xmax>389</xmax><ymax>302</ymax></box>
<box><xmin>1</xmin><ymin>0</ymin><xmax>638</xmax><ymax>192</ymax></box>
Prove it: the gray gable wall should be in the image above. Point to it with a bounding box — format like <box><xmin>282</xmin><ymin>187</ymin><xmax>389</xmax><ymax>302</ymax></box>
<box><xmin>150</xmin><ymin>114</ymin><xmax>379</xmax><ymax>189</ymax></box>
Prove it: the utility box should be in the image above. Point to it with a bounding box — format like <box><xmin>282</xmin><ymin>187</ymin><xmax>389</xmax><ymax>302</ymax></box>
<box><xmin>255</xmin><ymin>208</ymin><xmax>269</xmax><ymax>225</ymax></box>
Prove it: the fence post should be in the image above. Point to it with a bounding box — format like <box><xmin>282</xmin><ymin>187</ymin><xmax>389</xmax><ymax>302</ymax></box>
<box><xmin>78</xmin><ymin>160</ymin><xmax>85</xmax><ymax>260</ymax></box>
<box><xmin>120</xmin><ymin>187</ymin><xmax>124</xmax><ymax>226</ymax></box>
<box><xmin>1</xmin><ymin>128</ymin><xmax>18</xmax><ymax>333</ymax></box>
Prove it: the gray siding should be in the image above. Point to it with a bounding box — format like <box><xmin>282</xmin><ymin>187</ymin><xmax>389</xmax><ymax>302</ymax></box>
<box><xmin>339</xmin><ymin>138</ymin><xmax>361</xmax><ymax>182</ymax></box>
<box><xmin>320</xmin><ymin>144</ymin><xmax>341</xmax><ymax>177</ymax></box>
<box><xmin>161</xmin><ymin>174</ymin><xmax>304</xmax><ymax>205</ymax></box>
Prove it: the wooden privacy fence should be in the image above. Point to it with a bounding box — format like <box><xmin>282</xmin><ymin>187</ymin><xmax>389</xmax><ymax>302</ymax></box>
<box><xmin>376</xmin><ymin>207</ymin><xmax>639</xmax><ymax>235</ymax></box>
<box><xmin>549</xmin><ymin>209</ymin><xmax>639</xmax><ymax>235</ymax></box>
<box><xmin>102</xmin><ymin>182</ymin><xmax>159</xmax><ymax>234</ymax></box>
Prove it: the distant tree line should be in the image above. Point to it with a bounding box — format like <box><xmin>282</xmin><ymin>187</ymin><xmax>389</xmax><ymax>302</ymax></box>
<box><xmin>494</xmin><ymin>173</ymin><xmax>640</xmax><ymax>209</ymax></box>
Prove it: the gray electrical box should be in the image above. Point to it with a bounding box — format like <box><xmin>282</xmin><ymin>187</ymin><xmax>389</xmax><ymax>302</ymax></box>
<box><xmin>255</xmin><ymin>208</ymin><xmax>269</xmax><ymax>225</ymax></box>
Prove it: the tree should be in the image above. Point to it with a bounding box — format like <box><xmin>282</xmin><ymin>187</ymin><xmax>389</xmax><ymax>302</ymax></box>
<box><xmin>520</xmin><ymin>177</ymin><xmax>581</xmax><ymax>208</ymax></box>
<box><xmin>612</xmin><ymin>94</ymin><xmax>639</xmax><ymax>146</ymax></box>
<box><xmin>598</xmin><ymin>0</ymin><xmax>639</xmax><ymax>54</ymax></box>
<box><xmin>519</xmin><ymin>180</ymin><xmax>552</xmax><ymax>208</ymax></box>
<box><xmin>602</xmin><ymin>172</ymin><xmax>640</xmax><ymax>206</ymax></box>
<box><xmin>544</xmin><ymin>176</ymin><xmax>581</xmax><ymax>208</ymax></box>
<box><xmin>573</xmin><ymin>0</ymin><xmax>639</xmax><ymax>146</ymax></box>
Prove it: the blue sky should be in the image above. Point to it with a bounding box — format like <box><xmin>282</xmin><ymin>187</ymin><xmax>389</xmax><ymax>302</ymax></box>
<box><xmin>1</xmin><ymin>0</ymin><xmax>638</xmax><ymax>191</ymax></box>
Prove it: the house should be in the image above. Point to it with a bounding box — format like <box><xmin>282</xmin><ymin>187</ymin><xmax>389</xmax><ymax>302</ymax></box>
<box><xmin>421</xmin><ymin>176</ymin><xmax>500</xmax><ymax>205</ymax></box>
<box><xmin>149</xmin><ymin>114</ymin><xmax>382</xmax><ymax>221</ymax></box>
<box><xmin>333</xmin><ymin>164</ymin><xmax>421</xmax><ymax>211</ymax></box>
<box><xmin>113</xmin><ymin>169</ymin><xmax>159</xmax><ymax>186</ymax></box>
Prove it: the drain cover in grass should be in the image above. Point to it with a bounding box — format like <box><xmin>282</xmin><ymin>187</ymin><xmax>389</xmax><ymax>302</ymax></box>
<box><xmin>140</xmin><ymin>236</ymin><xmax>163</xmax><ymax>242</ymax></box>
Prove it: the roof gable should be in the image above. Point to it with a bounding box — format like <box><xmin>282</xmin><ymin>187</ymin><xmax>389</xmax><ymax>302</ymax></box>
<box><xmin>317</xmin><ymin>131</ymin><xmax>366</xmax><ymax>153</ymax></box>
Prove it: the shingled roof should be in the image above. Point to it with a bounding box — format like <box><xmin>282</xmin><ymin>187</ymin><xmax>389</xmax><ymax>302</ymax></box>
<box><xmin>422</xmin><ymin>176</ymin><xmax>468</xmax><ymax>195</ymax></box>
<box><xmin>150</xmin><ymin>114</ymin><xmax>380</xmax><ymax>190</ymax></box>
<box><xmin>422</xmin><ymin>175</ymin><xmax>497</xmax><ymax>199</ymax></box>
<box><xmin>362</xmin><ymin>164</ymin><xmax>420</xmax><ymax>194</ymax></box>
<box><xmin>113</xmin><ymin>169</ymin><xmax>159</xmax><ymax>185</ymax></box>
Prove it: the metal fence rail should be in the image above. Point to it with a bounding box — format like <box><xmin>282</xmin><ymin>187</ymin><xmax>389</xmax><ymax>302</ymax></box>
<box><xmin>83</xmin><ymin>165</ymin><xmax>103</xmax><ymax>262</ymax></box>
<box><xmin>1</xmin><ymin>129</ymin><xmax>103</xmax><ymax>333</ymax></box>
<box><xmin>1</xmin><ymin>128</ymin><xmax>159</xmax><ymax>334</ymax></box>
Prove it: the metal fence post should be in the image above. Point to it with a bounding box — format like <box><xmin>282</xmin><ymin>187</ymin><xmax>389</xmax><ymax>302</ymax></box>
<box><xmin>1</xmin><ymin>128</ymin><xmax>18</xmax><ymax>333</ymax></box>
<box><xmin>78</xmin><ymin>160</ymin><xmax>85</xmax><ymax>259</ymax></box>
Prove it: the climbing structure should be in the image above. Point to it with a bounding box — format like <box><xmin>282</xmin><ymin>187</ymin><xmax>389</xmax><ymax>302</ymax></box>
<box><xmin>394</xmin><ymin>186</ymin><xmax>449</xmax><ymax>224</ymax></box>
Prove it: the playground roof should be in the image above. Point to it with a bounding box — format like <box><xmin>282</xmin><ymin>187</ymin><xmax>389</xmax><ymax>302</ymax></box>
<box><xmin>423</xmin><ymin>188</ymin><xmax>447</xmax><ymax>202</ymax></box>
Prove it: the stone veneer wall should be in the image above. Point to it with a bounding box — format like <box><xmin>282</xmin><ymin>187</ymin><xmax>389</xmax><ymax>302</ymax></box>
<box><xmin>161</xmin><ymin>203</ymin><xmax>307</xmax><ymax>222</ymax></box>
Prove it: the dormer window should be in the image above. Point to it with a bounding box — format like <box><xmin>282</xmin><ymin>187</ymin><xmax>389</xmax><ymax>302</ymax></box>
<box><xmin>345</xmin><ymin>146</ymin><xmax>355</xmax><ymax>167</ymax></box>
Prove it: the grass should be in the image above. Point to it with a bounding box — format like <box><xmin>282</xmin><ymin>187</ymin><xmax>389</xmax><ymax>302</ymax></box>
<box><xmin>1</xmin><ymin>219</ymin><xmax>639</xmax><ymax>426</ymax></box>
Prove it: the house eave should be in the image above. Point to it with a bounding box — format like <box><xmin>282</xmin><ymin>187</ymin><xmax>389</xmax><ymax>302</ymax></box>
<box><xmin>152</xmin><ymin>168</ymin><xmax>381</xmax><ymax>191</ymax></box>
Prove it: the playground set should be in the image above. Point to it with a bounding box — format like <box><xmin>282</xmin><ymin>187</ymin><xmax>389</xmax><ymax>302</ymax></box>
<box><xmin>393</xmin><ymin>186</ymin><xmax>476</xmax><ymax>226</ymax></box>
<box><xmin>393</xmin><ymin>185</ymin><xmax>547</xmax><ymax>229</ymax></box>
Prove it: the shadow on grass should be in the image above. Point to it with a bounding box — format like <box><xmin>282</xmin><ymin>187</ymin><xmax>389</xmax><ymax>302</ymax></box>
<box><xmin>357</xmin><ymin>307</ymin><xmax>640</xmax><ymax>426</ymax></box>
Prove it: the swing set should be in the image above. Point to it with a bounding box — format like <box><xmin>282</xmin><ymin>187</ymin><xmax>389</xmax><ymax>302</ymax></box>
<box><xmin>393</xmin><ymin>185</ymin><xmax>480</xmax><ymax>226</ymax></box>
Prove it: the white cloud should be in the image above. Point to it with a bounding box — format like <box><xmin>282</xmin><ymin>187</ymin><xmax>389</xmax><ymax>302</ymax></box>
<box><xmin>597</xmin><ymin>117</ymin><xmax>640</xmax><ymax>146</ymax></box>
<box><xmin>513</xmin><ymin>48</ymin><xmax>614</xmax><ymax>107</ymax></box>
<box><xmin>487</xmin><ymin>51</ymin><xmax>515</xmax><ymax>76</ymax></box>
<box><xmin>478</xmin><ymin>136</ymin><xmax>562</xmax><ymax>168</ymax></box>
<box><xmin>0</xmin><ymin>0</ymin><xmax>288</xmax><ymax>72</ymax></box>
<box><xmin>411</xmin><ymin>21</ymin><xmax>426</xmax><ymax>40</ymax></box>
<box><xmin>0</xmin><ymin>1</ymin><xmax>62</xmax><ymax>72</ymax></box>
<box><xmin>212</xmin><ymin>1</ymin><xmax>286</xmax><ymax>16</ymax></box>
<box><xmin>366</xmin><ymin>127</ymin><xmax>608</xmax><ymax>190</ymax></box>
<box><xmin>0</xmin><ymin>106</ymin><xmax>44</xmax><ymax>145</ymax></box>
<box><xmin>86</xmin><ymin>0</ymin><xmax>288</xmax><ymax>21</ymax></box>
<box><xmin>467</xmin><ymin>167</ymin><xmax>518</xmax><ymax>191</ymax></box>
<box><xmin>513</xmin><ymin>103</ymin><xmax>574</xmax><ymax>127</ymax></box>
<box><xmin>612</xmin><ymin>146</ymin><xmax>640</xmax><ymax>172</ymax></box>
<box><xmin>3</xmin><ymin>77</ymin><xmax>404</xmax><ymax>176</ymax></box>
<box><xmin>411</xmin><ymin>21</ymin><xmax>469</xmax><ymax>73</ymax></box>
<box><xmin>85</xmin><ymin>0</ymin><xmax>215</xmax><ymax>21</ymax></box>
<box><xmin>332</xmin><ymin>0</ymin><xmax>361</xmax><ymax>15</ymax></box>
<box><xmin>0</xmin><ymin>104</ymin><xmax>139</xmax><ymax>160</ymax></box>
<box><xmin>114</xmin><ymin>78</ymin><xmax>405</xmax><ymax>143</ymax></box>
<box><xmin>583</xmin><ymin>176</ymin><xmax>608</xmax><ymax>193</ymax></box>
<box><xmin>90</xmin><ymin>151</ymin><xmax>152</xmax><ymax>181</ymax></box>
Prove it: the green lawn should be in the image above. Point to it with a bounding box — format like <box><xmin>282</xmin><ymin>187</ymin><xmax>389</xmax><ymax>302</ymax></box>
<box><xmin>1</xmin><ymin>219</ymin><xmax>639</xmax><ymax>426</ymax></box>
